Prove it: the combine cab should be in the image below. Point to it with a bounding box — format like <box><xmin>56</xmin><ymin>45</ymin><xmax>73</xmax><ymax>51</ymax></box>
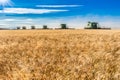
<box><xmin>85</xmin><ymin>21</ymin><xmax>111</xmax><ymax>29</ymax></box>
<box><xmin>85</xmin><ymin>21</ymin><xmax>100</xmax><ymax>29</ymax></box>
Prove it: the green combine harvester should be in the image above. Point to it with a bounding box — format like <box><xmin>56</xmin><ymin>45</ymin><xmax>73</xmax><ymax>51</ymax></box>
<box><xmin>85</xmin><ymin>21</ymin><xmax>111</xmax><ymax>29</ymax></box>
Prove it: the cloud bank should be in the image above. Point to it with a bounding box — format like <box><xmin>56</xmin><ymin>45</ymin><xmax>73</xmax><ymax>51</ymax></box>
<box><xmin>36</xmin><ymin>5</ymin><xmax>83</xmax><ymax>8</ymax></box>
<box><xmin>0</xmin><ymin>8</ymin><xmax>68</xmax><ymax>14</ymax></box>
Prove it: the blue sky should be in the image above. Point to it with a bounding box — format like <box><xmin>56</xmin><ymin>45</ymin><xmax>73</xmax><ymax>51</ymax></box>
<box><xmin>0</xmin><ymin>0</ymin><xmax>120</xmax><ymax>29</ymax></box>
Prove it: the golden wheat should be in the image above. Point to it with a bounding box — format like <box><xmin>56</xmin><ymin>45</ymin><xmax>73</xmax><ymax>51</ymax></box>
<box><xmin>0</xmin><ymin>30</ymin><xmax>120</xmax><ymax>80</ymax></box>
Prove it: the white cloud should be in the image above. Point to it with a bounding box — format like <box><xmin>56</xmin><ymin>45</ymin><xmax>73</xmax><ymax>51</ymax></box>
<box><xmin>0</xmin><ymin>8</ymin><xmax>68</xmax><ymax>14</ymax></box>
<box><xmin>36</xmin><ymin>5</ymin><xmax>83</xmax><ymax>8</ymax></box>
<box><xmin>3</xmin><ymin>19</ymin><xmax>15</xmax><ymax>21</ymax></box>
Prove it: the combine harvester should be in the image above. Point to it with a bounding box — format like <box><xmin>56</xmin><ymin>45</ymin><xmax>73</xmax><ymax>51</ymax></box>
<box><xmin>55</xmin><ymin>24</ymin><xmax>75</xmax><ymax>30</ymax></box>
<box><xmin>84</xmin><ymin>21</ymin><xmax>111</xmax><ymax>30</ymax></box>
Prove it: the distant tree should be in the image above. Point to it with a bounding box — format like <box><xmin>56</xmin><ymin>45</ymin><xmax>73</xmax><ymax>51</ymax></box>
<box><xmin>17</xmin><ymin>27</ymin><xmax>20</xmax><ymax>29</ymax></box>
<box><xmin>61</xmin><ymin>24</ymin><xmax>68</xmax><ymax>29</ymax></box>
<box><xmin>43</xmin><ymin>25</ymin><xmax>48</xmax><ymax>29</ymax></box>
<box><xmin>31</xmin><ymin>26</ymin><xmax>36</xmax><ymax>29</ymax></box>
<box><xmin>22</xmin><ymin>26</ymin><xmax>26</xmax><ymax>29</ymax></box>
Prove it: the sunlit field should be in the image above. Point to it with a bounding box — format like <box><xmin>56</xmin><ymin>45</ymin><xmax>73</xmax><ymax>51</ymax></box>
<box><xmin>0</xmin><ymin>30</ymin><xmax>120</xmax><ymax>80</ymax></box>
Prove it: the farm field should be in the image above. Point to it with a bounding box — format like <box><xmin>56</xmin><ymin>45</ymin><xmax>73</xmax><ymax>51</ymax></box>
<box><xmin>0</xmin><ymin>30</ymin><xmax>120</xmax><ymax>80</ymax></box>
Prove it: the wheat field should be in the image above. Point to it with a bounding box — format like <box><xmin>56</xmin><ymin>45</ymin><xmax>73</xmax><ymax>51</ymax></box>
<box><xmin>0</xmin><ymin>30</ymin><xmax>120</xmax><ymax>80</ymax></box>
